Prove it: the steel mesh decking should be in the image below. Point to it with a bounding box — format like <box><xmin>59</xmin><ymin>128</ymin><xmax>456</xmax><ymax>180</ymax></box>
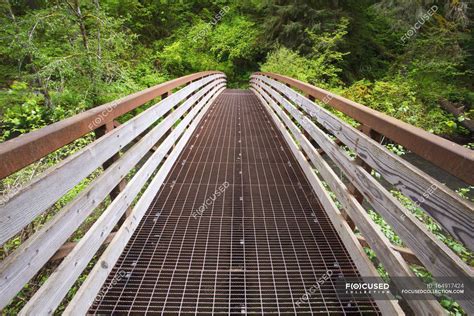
<box><xmin>89</xmin><ymin>89</ymin><xmax>380</xmax><ymax>315</ymax></box>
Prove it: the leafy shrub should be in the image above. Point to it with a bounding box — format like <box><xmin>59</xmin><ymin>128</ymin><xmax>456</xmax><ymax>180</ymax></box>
<box><xmin>261</xmin><ymin>17</ymin><xmax>349</xmax><ymax>89</ymax></box>
<box><xmin>1</xmin><ymin>81</ymin><xmax>49</xmax><ymax>140</ymax></box>
<box><xmin>343</xmin><ymin>77</ymin><xmax>459</xmax><ymax>135</ymax></box>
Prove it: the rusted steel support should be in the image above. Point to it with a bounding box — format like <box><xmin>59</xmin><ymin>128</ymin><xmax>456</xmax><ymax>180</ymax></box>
<box><xmin>255</xmin><ymin>72</ymin><xmax>474</xmax><ymax>184</ymax></box>
<box><xmin>0</xmin><ymin>71</ymin><xmax>223</xmax><ymax>180</ymax></box>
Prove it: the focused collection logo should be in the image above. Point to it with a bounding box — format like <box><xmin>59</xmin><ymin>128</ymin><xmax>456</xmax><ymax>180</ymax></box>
<box><xmin>345</xmin><ymin>282</ymin><xmax>390</xmax><ymax>294</ymax></box>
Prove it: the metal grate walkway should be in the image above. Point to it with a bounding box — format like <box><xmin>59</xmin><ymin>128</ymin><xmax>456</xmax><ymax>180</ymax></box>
<box><xmin>90</xmin><ymin>89</ymin><xmax>380</xmax><ymax>315</ymax></box>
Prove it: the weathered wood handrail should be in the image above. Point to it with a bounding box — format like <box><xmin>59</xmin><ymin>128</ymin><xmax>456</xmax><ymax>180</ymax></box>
<box><xmin>0</xmin><ymin>71</ymin><xmax>223</xmax><ymax>180</ymax></box>
<box><xmin>0</xmin><ymin>70</ymin><xmax>471</xmax><ymax>314</ymax></box>
<box><xmin>0</xmin><ymin>72</ymin><xmax>226</xmax><ymax>313</ymax></box>
<box><xmin>251</xmin><ymin>83</ymin><xmax>405</xmax><ymax>315</ymax></box>
<box><xmin>251</xmin><ymin>73</ymin><xmax>473</xmax><ymax>315</ymax></box>
<box><xmin>252</xmin><ymin>74</ymin><xmax>474</xmax><ymax>251</ymax></box>
<box><xmin>254</xmin><ymin>72</ymin><xmax>474</xmax><ymax>185</ymax></box>
<box><xmin>0</xmin><ymin>74</ymin><xmax>225</xmax><ymax>246</ymax></box>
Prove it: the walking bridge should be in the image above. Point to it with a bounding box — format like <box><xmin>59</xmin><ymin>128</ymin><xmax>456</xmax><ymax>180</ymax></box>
<box><xmin>0</xmin><ymin>71</ymin><xmax>472</xmax><ymax>315</ymax></box>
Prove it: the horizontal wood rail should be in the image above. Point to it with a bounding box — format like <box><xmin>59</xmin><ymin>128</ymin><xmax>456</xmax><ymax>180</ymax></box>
<box><xmin>250</xmin><ymin>85</ymin><xmax>404</xmax><ymax>315</ymax></box>
<box><xmin>0</xmin><ymin>71</ymin><xmax>223</xmax><ymax>180</ymax></box>
<box><xmin>252</xmin><ymin>74</ymin><xmax>474</xmax><ymax>251</ymax></box>
<box><xmin>0</xmin><ymin>70</ymin><xmax>471</xmax><ymax>314</ymax></box>
<box><xmin>0</xmin><ymin>74</ymin><xmax>225</xmax><ymax>246</ymax></box>
<box><xmin>0</xmin><ymin>72</ymin><xmax>226</xmax><ymax>313</ymax></box>
<box><xmin>254</xmin><ymin>72</ymin><xmax>474</xmax><ymax>185</ymax></box>
<box><xmin>251</xmin><ymin>74</ymin><xmax>473</xmax><ymax>315</ymax></box>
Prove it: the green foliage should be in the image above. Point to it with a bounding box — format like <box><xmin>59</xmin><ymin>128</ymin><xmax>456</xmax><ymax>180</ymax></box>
<box><xmin>343</xmin><ymin>77</ymin><xmax>460</xmax><ymax>135</ymax></box>
<box><xmin>366</xmin><ymin>188</ymin><xmax>472</xmax><ymax>315</ymax></box>
<box><xmin>157</xmin><ymin>34</ymin><xmax>225</xmax><ymax>75</ymax></box>
<box><xmin>367</xmin><ymin>209</ymin><xmax>404</xmax><ymax>246</ymax></box>
<box><xmin>156</xmin><ymin>14</ymin><xmax>261</xmax><ymax>87</ymax></box>
<box><xmin>0</xmin><ymin>1</ymin><xmax>143</xmax><ymax>140</ymax></box>
<box><xmin>261</xmin><ymin>17</ymin><xmax>349</xmax><ymax>89</ymax></box>
<box><xmin>363</xmin><ymin>247</ymin><xmax>390</xmax><ymax>281</ymax></box>
<box><xmin>261</xmin><ymin>46</ymin><xmax>314</xmax><ymax>82</ymax></box>
<box><xmin>1</xmin><ymin>81</ymin><xmax>47</xmax><ymax>140</ymax></box>
<box><xmin>385</xmin><ymin>144</ymin><xmax>406</xmax><ymax>156</ymax></box>
<box><xmin>305</xmin><ymin>17</ymin><xmax>350</xmax><ymax>87</ymax></box>
<box><xmin>393</xmin><ymin>190</ymin><xmax>473</xmax><ymax>265</ymax></box>
<box><xmin>261</xmin><ymin>1</ymin><xmax>472</xmax><ymax>138</ymax></box>
<box><xmin>410</xmin><ymin>263</ymin><xmax>465</xmax><ymax>315</ymax></box>
<box><xmin>210</xmin><ymin>16</ymin><xmax>259</xmax><ymax>62</ymax></box>
<box><xmin>1</xmin><ymin>0</ymin><xmax>472</xmax><ymax>138</ymax></box>
<box><xmin>0</xmin><ymin>1</ymin><xmax>472</xmax><ymax>315</ymax></box>
<box><xmin>456</xmin><ymin>186</ymin><xmax>474</xmax><ymax>200</ymax></box>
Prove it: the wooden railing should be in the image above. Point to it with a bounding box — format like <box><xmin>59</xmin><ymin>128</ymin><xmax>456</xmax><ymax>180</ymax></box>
<box><xmin>0</xmin><ymin>71</ymin><xmax>223</xmax><ymax>180</ymax></box>
<box><xmin>251</xmin><ymin>73</ymin><xmax>473</xmax><ymax>315</ymax></box>
<box><xmin>0</xmin><ymin>69</ymin><xmax>471</xmax><ymax>314</ymax></box>
<box><xmin>0</xmin><ymin>72</ymin><xmax>226</xmax><ymax>314</ymax></box>
<box><xmin>254</xmin><ymin>72</ymin><xmax>474</xmax><ymax>185</ymax></box>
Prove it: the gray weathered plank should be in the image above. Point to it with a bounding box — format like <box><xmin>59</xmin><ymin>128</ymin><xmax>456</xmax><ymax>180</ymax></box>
<box><xmin>253</xmin><ymin>83</ymin><xmax>445</xmax><ymax>315</ymax></box>
<box><xmin>253</xmin><ymin>75</ymin><xmax>474</xmax><ymax>251</ymax></box>
<box><xmin>19</xmin><ymin>85</ymin><xmax>225</xmax><ymax>315</ymax></box>
<box><xmin>0</xmin><ymin>74</ymin><xmax>225</xmax><ymax>246</ymax></box>
<box><xmin>63</xmin><ymin>88</ymin><xmax>224</xmax><ymax>315</ymax></box>
<box><xmin>251</xmin><ymin>87</ymin><xmax>404</xmax><ymax>316</ymax></box>
<box><xmin>0</xmin><ymin>80</ymin><xmax>225</xmax><ymax>309</ymax></box>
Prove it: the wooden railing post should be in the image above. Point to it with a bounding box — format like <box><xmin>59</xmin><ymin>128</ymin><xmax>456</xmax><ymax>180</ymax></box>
<box><xmin>347</xmin><ymin>125</ymin><xmax>382</xmax><ymax>203</ymax></box>
<box><xmin>0</xmin><ymin>71</ymin><xmax>223</xmax><ymax>180</ymax></box>
<box><xmin>303</xmin><ymin>92</ymin><xmax>356</xmax><ymax>230</ymax></box>
<box><xmin>250</xmin><ymin>76</ymin><xmax>473</xmax><ymax>314</ymax></box>
<box><xmin>95</xmin><ymin>121</ymin><xmax>131</xmax><ymax>223</ymax></box>
<box><xmin>162</xmin><ymin>91</ymin><xmax>175</xmax><ymax>151</ymax></box>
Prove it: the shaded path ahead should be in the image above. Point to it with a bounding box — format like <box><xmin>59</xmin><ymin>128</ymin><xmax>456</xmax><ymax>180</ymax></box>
<box><xmin>90</xmin><ymin>89</ymin><xmax>380</xmax><ymax>315</ymax></box>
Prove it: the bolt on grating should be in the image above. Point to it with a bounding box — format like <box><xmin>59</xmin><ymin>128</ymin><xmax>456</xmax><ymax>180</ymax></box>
<box><xmin>89</xmin><ymin>89</ymin><xmax>381</xmax><ymax>315</ymax></box>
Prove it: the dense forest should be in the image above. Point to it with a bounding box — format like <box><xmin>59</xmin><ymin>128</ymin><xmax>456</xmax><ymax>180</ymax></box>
<box><xmin>0</xmin><ymin>0</ymin><xmax>473</xmax><ymax>314</ymax></box>
<box><xmin>0</xmin><ymin>0</ymin><xmax>473</xmax><ymax>143</ymax></box>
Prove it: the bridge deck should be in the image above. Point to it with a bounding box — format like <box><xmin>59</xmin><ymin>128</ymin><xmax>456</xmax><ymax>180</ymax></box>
<box><xmin>90</xmin><ymin>89</ymin><xmax>380</xmax><ymax>314</ymax></box>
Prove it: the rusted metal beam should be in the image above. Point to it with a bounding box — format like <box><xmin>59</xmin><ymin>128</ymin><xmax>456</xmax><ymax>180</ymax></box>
<box><xmin>254</xmin><ymin>72</ymin><xmax>474</xmax><ymax>184</ymax></box>
<box><xmin>0</xmin><ymin>71</ymin><xmax>223</xmax><ymax>180</ymax></box>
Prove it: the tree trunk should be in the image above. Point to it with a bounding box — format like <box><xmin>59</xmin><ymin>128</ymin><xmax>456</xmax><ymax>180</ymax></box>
<box><xmin>94</xmin><ymin>0</ymin><xmax>102</xmax><ymax>60</ymax></box>
<box><xmin>74</xmin><ymin>0</ymin><xmax>89</xmax><ymax>51</ymax></box>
